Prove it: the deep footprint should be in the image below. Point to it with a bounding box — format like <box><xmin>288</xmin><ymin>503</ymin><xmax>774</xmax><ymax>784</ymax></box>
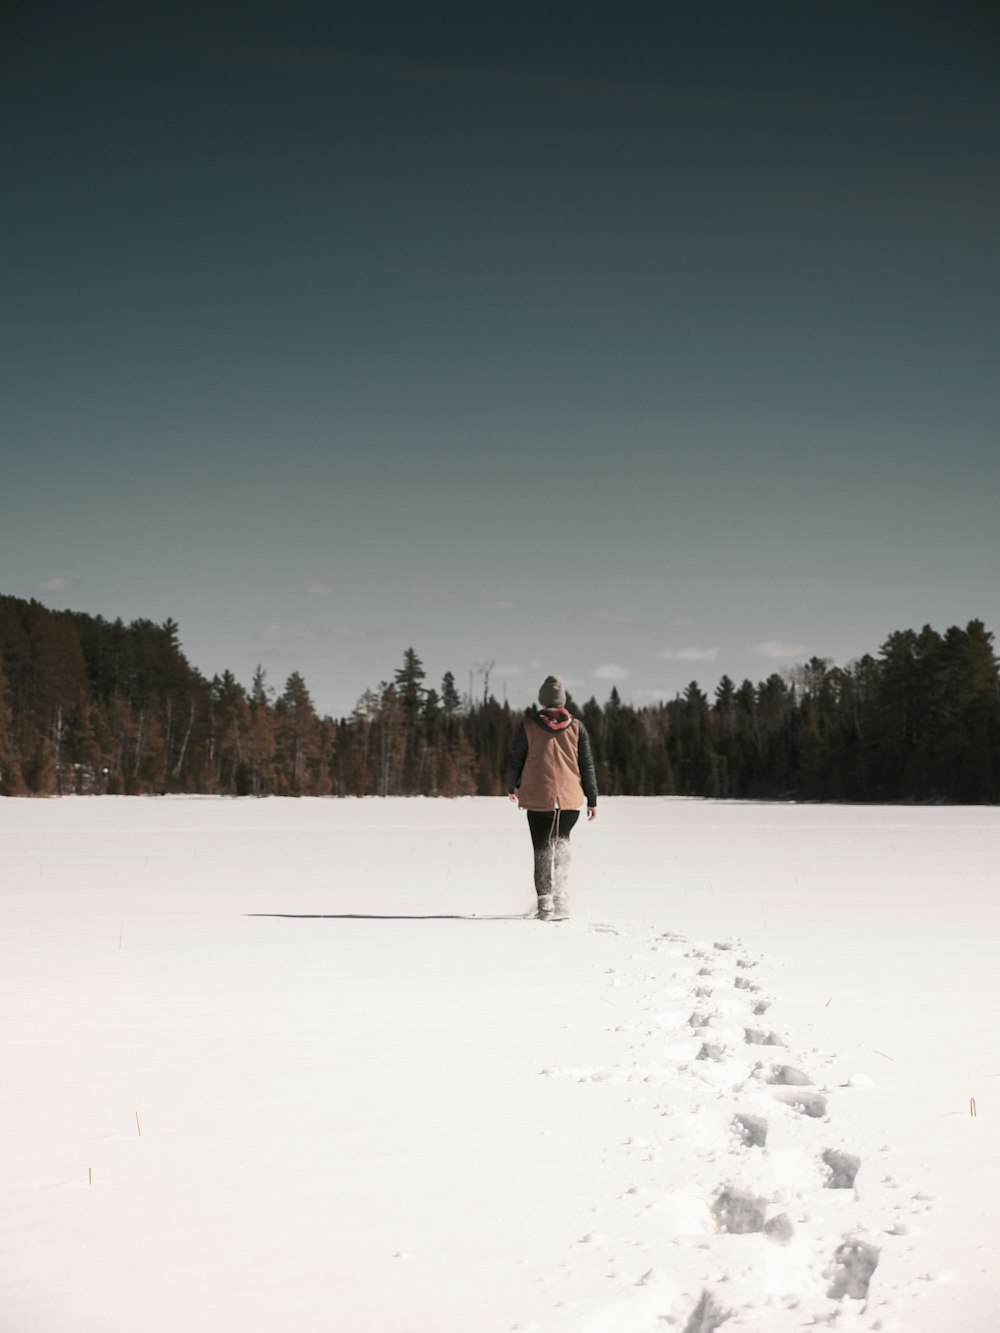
<box><xmin>732</xmin><ymin>1113</ymin><xmax>768</xmax><ymax>1148</ymax></box>
<box><xmin>682</xmin><ymin>1288</ymin><xmax>731</xmax><ymax>1332</ymax></box>
<box><xmin>827</xmin><ymin>1237</ymin><xmax>880</xmax><ymax>1299</ymax></box>
<box><xmin>767</xmin><ymin>1065</ymin><xmax>812</xmax><ymax>1086</ymax></box>
<box><xmin>822</xmin><ymin>1149</ymin><xmax>861</xmax><ymax>1189</ymax></box>
<box><xmin>698</xmin><ymin>1043</ymin><xmax>728</xmax><ymax>1062</ymax></box>
<box><xmin>744</xmin><ymin>1027</ymin><xmax>784</xmax><ymax>1046</ymax></box>
<box><xmin>772</xmin><ymin>1088</ymin><xmax>828</xmax><ymax>1118</ymax></box>
<box><xmin>764</xmin><ymin>1213</ymin><xmax>795</xmax><ymax>1244</ymax></box>
<box><xmin>711</xmin><ymin>1187</ymin><xmax>768</xmax><ymax>1234</ymax></box>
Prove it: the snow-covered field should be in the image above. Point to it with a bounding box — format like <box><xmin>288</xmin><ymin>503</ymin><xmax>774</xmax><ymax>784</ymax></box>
<box><xmin>2</xmin><ymin>797</ymin><xmax>998</xmax><ymax>1332</ymax></box>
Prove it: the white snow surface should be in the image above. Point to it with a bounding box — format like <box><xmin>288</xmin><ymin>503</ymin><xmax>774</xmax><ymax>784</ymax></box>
<box><xmin>2</xmin><ymin>796</ymin><xmax>998</xmax><ymax>1332</ymax></box>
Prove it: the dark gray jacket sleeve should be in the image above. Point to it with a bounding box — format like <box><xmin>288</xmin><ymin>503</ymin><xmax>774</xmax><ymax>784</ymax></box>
<box><xmin>577</xmin><ymin>722</ymin><xmax>599</xmax><ymax>807</ymax></box>
<box><xmin>504</xmin><ymin>723</ymin><xmax>529</xmax><ymax>793</ymax></box>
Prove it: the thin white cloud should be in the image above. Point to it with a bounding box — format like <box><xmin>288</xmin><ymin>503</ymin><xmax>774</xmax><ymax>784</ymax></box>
<box><xmin>492</xmin><ymin>663</ymin><xmax>522</xmax><ymax>676</ymax></box>
<box><xmin>751</xmin><ymin>639</ymin><xmax>810</xmax><ymax>661</ymax></box>
<box><xmin>657</xmin><ymin>646</ymin><xmax>720</xmax><ymax>663</ymax></box>
<box><xmin>592</xmin><ymin>663</ymin><xmax>631</xmax><ymax>681</ymax></box>
<box><xmin>590</xmin><ymin>608</ymin><xmax>631</xmax><ymax>624</ymax></box>
<box><xmin>306</xmin><ymin>582</ymin><xmax>336</xmax><ymax>596</ymax></box>
<box><xmin>633</xmin><ymin>686</ymin><xmax>673</xmax><ymax>703</ymax></box>
<box><xmin>479</xmin><ymin>599</ymin><xmax>517</xmax><ymax>612</ymax></box>
<box><xmin>32</xmin><ymin>576</ymin><xmax>79</xmax><ymax>594</ymax></box>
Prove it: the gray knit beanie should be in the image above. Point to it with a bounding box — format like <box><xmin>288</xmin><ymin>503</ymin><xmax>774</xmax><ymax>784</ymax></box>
<box><xmin>538</xmin><ymin>675</ymin><xmax>567</xmax><ymax>708</ymax></box>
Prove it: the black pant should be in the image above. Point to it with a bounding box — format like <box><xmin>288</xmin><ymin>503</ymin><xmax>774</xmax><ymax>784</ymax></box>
<box><xmin>526</xmin><ymin>809</ymin><xmax>580</xmax><ymax>897</ymax></box>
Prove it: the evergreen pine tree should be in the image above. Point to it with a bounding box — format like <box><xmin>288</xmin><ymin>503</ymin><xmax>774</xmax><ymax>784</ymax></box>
<box><xmin>275</xmin><ymin>672</ymin><xmax>322</xmax><ymax>795</ymax></box>
<box><xmin>441</xmin><ymin>670</ymin><xmax>462</xmax><ymax>716</ymax></box>
<box><xmin>0</xmin><ymin>658</ymin><xmax>18</xmax><ymax>794</ymax></box>
<box><xmin>394</xmin><ymin>648</ymin><xmax>427</xmax><ymax>716</ymax></box>
<box><xmin>247</xmin><ymin>666</ymin><xmax>276</xmax><ymax>796</ymax></box>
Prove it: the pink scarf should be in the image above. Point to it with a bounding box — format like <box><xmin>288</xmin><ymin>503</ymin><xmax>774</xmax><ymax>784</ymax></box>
<box><xmin>539</xmin><ymin>707</ymin><xmax>572</xmax><ymax>732</ymax></box>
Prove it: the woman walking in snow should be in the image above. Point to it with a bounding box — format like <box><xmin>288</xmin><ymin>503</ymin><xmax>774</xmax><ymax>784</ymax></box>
<box><xmin>505</xmin><ymin>676</ymin><xmax>598</xmax><ymax>920</ymax></box>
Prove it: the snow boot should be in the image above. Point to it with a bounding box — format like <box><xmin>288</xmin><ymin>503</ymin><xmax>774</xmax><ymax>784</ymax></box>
<box><xmin>552</xmin><ymin>894</ymin><xmax>570</xmax><ymax>921</ymax></box>
<box><xmin>535</xmin><ymin>893</ymin><xmax>554</xmax><ymax>921</ymax></box>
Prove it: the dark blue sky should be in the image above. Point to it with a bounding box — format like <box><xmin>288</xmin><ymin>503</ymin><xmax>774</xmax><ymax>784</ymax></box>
<box><xmin>4</xmin><ymin>2</ymin><xmax>998</xmax><ymax>714</ymax></box>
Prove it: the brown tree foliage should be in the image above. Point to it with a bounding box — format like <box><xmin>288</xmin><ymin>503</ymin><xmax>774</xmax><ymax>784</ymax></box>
<box><xmin>2</xmin><ymin>598</ymin><xmax>999</xmax><ymax>802</ymax></box>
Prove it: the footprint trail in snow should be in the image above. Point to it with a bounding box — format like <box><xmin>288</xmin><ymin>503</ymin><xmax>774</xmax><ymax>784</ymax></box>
<box><xmin>527</xmin><ymin>922</ymin><xmax>932</xmax><ymax>1332</ymax></box>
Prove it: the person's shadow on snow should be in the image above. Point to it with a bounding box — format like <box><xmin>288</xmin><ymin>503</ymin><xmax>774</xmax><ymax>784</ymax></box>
<box><xmin>244</xmin><ymin>913</ymin><xmax>526</xmax><ymax>921</ymax></box>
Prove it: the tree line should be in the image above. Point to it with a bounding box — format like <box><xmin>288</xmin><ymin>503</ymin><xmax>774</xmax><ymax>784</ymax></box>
<box><xmin>1</xmin><ymin>593</ymin><xmax>998</xmax><ymax>802</ymax></box>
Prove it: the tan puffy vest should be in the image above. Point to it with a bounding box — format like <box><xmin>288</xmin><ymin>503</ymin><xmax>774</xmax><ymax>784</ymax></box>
<box><xmin>516</xmin><ymin>719</ymin><xmax>586</xmax><ymax>811</ymax></box>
